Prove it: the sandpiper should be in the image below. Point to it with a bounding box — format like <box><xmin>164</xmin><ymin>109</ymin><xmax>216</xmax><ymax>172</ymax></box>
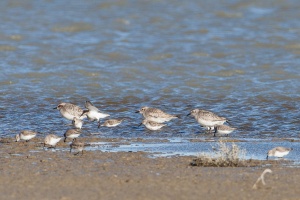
<box><xmin>54</xmin><ymin>102</ymin><xmax>86</xmax><ymax>121</ymax></box>
<box><xmin>187</xmin><ymin>109</ymin><xmax>228</xmax><ymax>131</ymax></box>
<box><xmin>70</xmin><ymin>140</ymin><xmax>84</xmax><ymax>155</ymax></box>
<box><xmin>44</xmin><ymin>134</ymin><xmax>62</xmax><ymax>149</ymax></box>
<box><xmin>15</xmin><ymin>130</ymin><xmax>37</xmax><ymax>142</ymax></box>
<box><xmin>100</xmin><ymin>119</ymin><xmax>124</xmax><ymax>128</ymax></box>
<box><xmin>81</xmin><ymin>100</ymin><xmax>110</xmax><ymax>127</ymax></box>
<box><xmin>64</xmin><ymin>129</ymin><xmax>81</xmax><ymax>142</ymax></box>
<box><xmin>266</xmin><ymin>147</ymin><xmax>292</xmax><ymax>160</ymax></box>
<box><xmin>72</xmin><ymin>117</ymin><xmax>83</xmax><ymax>129</ymax></box>
<box><xmin>135</xmin><ymin>106</ymin><xmax>178</xmax><ymax>123</ymax></box>
<box><xmin>214</xmin><ymin>125</ymin><xmax>236</xmax><ymax>137</ymax></box>
<box><xmin>139</xmin><ymin>119</ymin><xmax>166</xmax><ymax>131</ymax></box>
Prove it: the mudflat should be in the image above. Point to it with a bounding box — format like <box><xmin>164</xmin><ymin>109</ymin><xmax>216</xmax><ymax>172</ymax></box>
<box><xmin>0</xmin><ymin>138</ymin><xmax>299</xmax><ymax>200</ymax></box>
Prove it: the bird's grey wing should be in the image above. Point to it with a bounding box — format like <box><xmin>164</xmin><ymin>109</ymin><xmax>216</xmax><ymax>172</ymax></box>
<box><xmin>146</xmin><ymin>108</ymin><xmax>170</xmax><ymax>118</ymax></box>
<box><xmin>85</xmin><ymin>101</ymin><xmax>99</xmax><ymax>111</ymax></box>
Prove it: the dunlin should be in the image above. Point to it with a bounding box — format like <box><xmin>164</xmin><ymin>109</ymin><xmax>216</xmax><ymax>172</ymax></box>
<box><xmin>44</xmin><ymin>134</ymin><xmax>62</xmax><ymax>149</ymax></box>
<box><xmin>15</xmin><ymin>130</ymin><xmax>37</xmax><ymax>142</ymax></box>
<box><xmin>187</xmin><ymin>109</ymin><xmax>228</xmax><ymax>131</ymax></box>
<box><xmin>139</xmin><ymin>119</ymin><xmax>166</xmax><ymax>131</ymax></box>
<box><xmin>64</xmin><ymin>129</ymin><xmax>81</xmax><ymax>142</ymax></box>
<box><xmin>72</xmin><ymin>117</ymin><xmax>83</xmax><ymax>129</ymax></box>
<box><xmin>136</xmin><ymin>106</ymin><xmax>178</xmax><ymax>123</ymax></box>
<box><xmin>266</xmin><ymin>147</ymin><xmax>292</xmax><ymax>160</ymax></box>
<box><xmin>54</xmin><ymin>102</ymin><xmax>86</xmax><ymax>121</ymax></box>
<box><xmin>100</xmin><ymin>119</ymin><xmax>124</xmax><ymax>128</ymax></box>
<box><xmin>214</xmin><ymin>125</ymin><xmax>236</xmax><ymax>137</ymax></box>
<box><xmin>81</xmin><ymin>101</ymin><xmax>110</xmax><ymax>127</ymax></box>
<box><xmin>70</xmin><ymin>140</ymin><xmax>84</xmax><ymax>155</ymax></box>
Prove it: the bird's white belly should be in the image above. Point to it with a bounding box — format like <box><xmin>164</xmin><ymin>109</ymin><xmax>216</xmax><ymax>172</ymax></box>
<box><xmin>60</xmin><ymin>111</ymin><xmax>75</xmax><ymax>120</ymax></box>
<box><xmin>48</xmin><ymin>138</ymin><xmax>61</xmax><ymax>146</ymax></box>
<box><xmin>145</xmin><ymin>124</ymin><xmax>163</xmax><ymax>130</ymax></box>
<box><xmin>197</xmin><ymin>118</ymin><xmax>224</xmax><ymax>127</ymax></box>
<box><xmin>274</xmin><ymin>151</ymin><xmax>289</xmax><ymax>158</ymax></box>
<box><xmin>68</xmin><ymin>134</ymin><xmax>80</xmax><ymax>139</ymax></box>
<box><xmin>217</xmin><ymin>129</ymin><xmax>233</xmax><ymax>134</ymax></box>
<box><xmin>21</xmin><ymin>134</ymin><xmax>35</xmax><ymax>141</ymax></box>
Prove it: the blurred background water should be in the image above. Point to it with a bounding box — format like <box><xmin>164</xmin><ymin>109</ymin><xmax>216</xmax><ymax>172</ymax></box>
<box><xmin>0</xmin><ymin>0</ymin><xmax>300</xmax><ymax>143</ymax></box>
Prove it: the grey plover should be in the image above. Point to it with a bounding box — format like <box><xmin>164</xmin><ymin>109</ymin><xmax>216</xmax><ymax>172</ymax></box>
<box><xmin>64</xmin><ymin>129</ymin><xmax>81</xmax><ymax>142</ymax></box>
<box><xmin>266</xmin><ymin>147</ymin><xmax>292</xmax><ymax>160</ymax></box>
<box><xmin>70</xmin><ymin>140</ymin><xmax>84</xmax><ymax>155</ymax></box>
<box><xmin>15</xmin><ymin>130</ymin><xmax>37</xmax><ymax>142</ymax></box>
<box><xmin>136</xmin><ymin>106</ymin><xmax>178</xmax><ymax>123</ymax></box>
<box><xmin>214</xmin><ymin>125</ymin><xmax>236</xmax><ymax>137</ymax></box>
<box><xmin>72</xmin><ymin>117</ymin><xmax>83</xmax><ymax>129</ymax></box>
<box><xmin>81</xmin><ymin>100</ymin><xmax>110</xmax><ymax>127</ymax></box>
<box><xmin>44</xmin><ymin>134</ymin><xmax>62</xmax><ymax>148</ymax></box>
<box><xmin>187</xmin><ymin>109</ymin><xmax>228</xmax><ymax>131</ymax></box>
<box><xmin>100</xmin><ymin>119</ymin><xmax>124</xmax><ymax>128</ymax></box>
<box><xmin>54</xmin><ymin>102</ymin><xmax>86</xmax><ymax>121</ymax></box>
<box><xmin>139</xmin><ymin>119</ymin><xmax>166</xmax><ymax>131</ymax></box>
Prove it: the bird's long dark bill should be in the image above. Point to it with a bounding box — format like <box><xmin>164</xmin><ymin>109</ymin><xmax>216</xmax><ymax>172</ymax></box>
<box><xmin>135</xmin><ymin>111</ymin><xmax>140</xmax><ymax>113</ymax></box>
<box><xmin>53</xmin><ymin>107</ymin><xmax>57</xmax><ymax>109</ymax></box>
<box><xmin>138</xmin><ymin>123</ymin><xmax>142</xmax><ymax>127</ymax></box>
<box><xmin>186</xmin><ymin>113</ymin><xmax>191</xmax><ymax>116</ymax></box>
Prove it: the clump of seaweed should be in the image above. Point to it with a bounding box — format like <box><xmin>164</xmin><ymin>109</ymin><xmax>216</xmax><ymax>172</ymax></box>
<box><xmin>191</xmin><ymin>140</ymin><xmax>247</xmax><ymax>167</ymax></box>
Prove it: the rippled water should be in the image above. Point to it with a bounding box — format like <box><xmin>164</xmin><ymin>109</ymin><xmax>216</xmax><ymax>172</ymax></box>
<box><xmin>1</xmin><ymin>0</ymin><xmax>300</xmax><ymax>146</ymax></box>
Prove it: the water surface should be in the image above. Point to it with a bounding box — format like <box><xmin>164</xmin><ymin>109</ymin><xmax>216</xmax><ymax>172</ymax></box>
<box><xmin>0</xmin><ymin>0</ymin><xmax>300</xmax><ymax>158</ymax></box>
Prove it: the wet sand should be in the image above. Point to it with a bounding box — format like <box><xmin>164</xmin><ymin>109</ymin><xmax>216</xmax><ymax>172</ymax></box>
<box><xmin>0</xmin><ymin>137</ymin><xmax>299</xmax><ymax>200</ymax></box>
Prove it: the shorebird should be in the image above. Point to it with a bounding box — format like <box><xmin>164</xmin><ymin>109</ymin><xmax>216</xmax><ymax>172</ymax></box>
<box><xmin>72</xmin><ymin>117</ymin><xmax>83</xmax><ymax>129</ymax></box>
<box><xmin>100</xmin><ymin>119</ymin><xmax>124</xmax><ymax>128</ymax></box>
<box><xmin>266</xmin><ymin>147</ymin><xmax>292</xmax><ymax>160</ymax></box>
<box><xmin>214</xmin><ymin>125</ymin><xmax>236</xmax><ymax>137</ymax></box>
<box><xmin>81</xmin><ymin>100</ymin><xmax>110</xmax><ymax>127</ymax></box>
<box><xmin>44</xmin><ymin>134</ymin><xmax>62</xmax><ymax>149</ymax></box>
<box><xmin>54</xmin><ymin>102</ymin><xmax>86</xmax><ymax>121</ymax></box>
<box><xmin>64</xmin><ymin>129</ymin><xmax>81</xmax><ymax>142</ymax></box>
<box><xmin>15</xmin><ymin>130</ymin><xmax>37</xmax><ymax>142</ymax></box>
<box><xmin>187</xmin><ymin>109</ymin><xmax>228</xmax><ymax>131</ymax></box>
<box><xmin>139</xmin><ymin>119</ymin><xmax>166</xmax><ymax>131</ymax></box>
<box><xmin>135</xmin><ymin>106</ymin><xmax>178</xmax><ymax>123</ymax></box>
<box><xmin>70</xmin><ymin>140</ymin><xmax>84</xmax><ymax>155</ymax></box>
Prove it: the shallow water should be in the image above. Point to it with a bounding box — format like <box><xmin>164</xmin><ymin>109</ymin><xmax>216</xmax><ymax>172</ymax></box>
<box><xmin>86</xmin><ymin>138</ymin><xmax>298</xmax><ymax>161</ymax></box>
<box><xmin>1</xmin><ymin>1</ymin><xmax>300</xmax><ymax>159</ymax></box>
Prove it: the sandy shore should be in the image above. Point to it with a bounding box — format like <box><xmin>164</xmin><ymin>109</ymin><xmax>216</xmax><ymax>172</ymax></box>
<box><xmin>0</xmin><ymin>137</ymin><xmax>299</xmax><ymax>200</ymax></box>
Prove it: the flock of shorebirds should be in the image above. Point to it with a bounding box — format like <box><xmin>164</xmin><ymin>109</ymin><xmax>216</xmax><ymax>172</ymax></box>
<box><xmin>15</xmin><ymin>100</ymin><xmax>293</xmax><ymax>159</ymax></box>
